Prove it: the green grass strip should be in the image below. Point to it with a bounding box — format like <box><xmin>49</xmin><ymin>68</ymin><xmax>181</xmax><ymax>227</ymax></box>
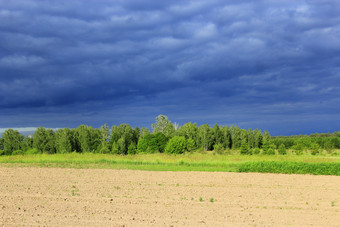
<box><xmin>238</xmin><ymin>161</ymin><xmax>340</xmax><ymax>175</ymax></box>
<box><xmin>1</xmin><ymin>153</ymin><xmax>340</xmax><ymax>175</ymax></box>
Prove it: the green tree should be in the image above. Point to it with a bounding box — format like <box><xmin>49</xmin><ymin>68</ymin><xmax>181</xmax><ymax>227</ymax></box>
<box><xmin>33</xmin><ymin>127</ymin><xmax>46</xmax><ymax>153</ymax></box>
<box><xmin>132</xmin><ymin>127</ymin><xmax>140</xmax><ymax>144</ymax></box>
<box><xmin>97</xmin><ymin>124</ymin><xmax>109</xmax><ymax>152</ymax></box>
<box><xmin>108</xmin><ymin>124</ymin><xmax>135</xmax><ymax>155</ymax></box>
<box><xmin>76</xmin><ymin>125</ymin><xmax>91</xmax><ymax>153</ymax></box>
<box><xmin>22</xmin><ymin>136</ymin><xmax>33</xmax><ymax>152</ymax></box>
<box><xmin>163</xmin><ymin>124</ymin><xmax>175</xmax><ymax>138</ymax></box>
<box><xmin>139</xmin><ymin>127</ymin><xmax>150</xmax><ymax>139</ymax></box>
<box><xmin>254</xmin><ymin>129</ymin><xmax>263</xmax><ymax>148</ymax></box>
<box><xmin>240</xmin><ymin>139</ymin><xmax>250</xmax><ymax>155</ymax></box>
<box><xmin>69</xmin><ymin>129</ymin><xmax>80</xmax><ymax>152</ymax></box>
<box><xmin>262</xmin><ymin>130</ymin><xmax>271</xmax><ymax>147</ymax></box>
<box><xmin>187</xmin><ymin>138</ymin><xmax>196</xmax><ymax>152</ymax></box>
<box><xmin>177</xmin><ymin>122</ymin><xmax>198</xmax><ymax>147</ymax></box>
<box><xmin>262</xmin><ymin>138</ymin><xmax>270</xmax><ymax>152</ymax></box>
<box><xmin>212</xmin><ymin>124</ymin><xmax>223</xmax><ymax>147</ymax></box>
<box><xmin>109</xmin><ymin>125</ymin><xmax>120</xmax><ymax>147</ymax></box>
<box><xmin>230</xmin><ymin>125</ymin><xmax>242</xmax><ymax>149</ymax></box>
<box><xmin>33</xmin><ymin>127</ymin><xmax>55</xmax><ymax>154</ymax></box>
<box><xmin>117</xmin><ymin>137</ymin><xmax>126</xmax><ymax>154</ymax></box>
<box><xmin>137</xmin><ymin>135</ymin><xmax>150</xmax><ymax>153</ymax></box>
<box><xmin>152</xmin><ymin>115</ymin><xmax>173</xmax><ymax>135</ymax></box>
<box><xmin>136</xmin><ymin>133</ymin><xmax>168</xmax><ymax>153</ymax></box>
<box><xmin>45</xmin><ymin>129</ymin><xmax>56</xmax><ymax>154</ymax></box>
<box><xmin>118</xmin><ymin>124</ymin><xmax>134</xmax><ymax>155</ymax></box>
<box><xmin>165</xmin><ymin>136</ymin><xmax>187</xmax><ymax>154</ymax></box>
<box><xmin>221</xmin><ymin>126</ymin><xmax>231</xmax><ymax>149</ymax></box>
<box><xmin>55</xmin><ymin>128</ymin><xmax>72</xmax><ymax>153</ymax></box>
<box><xmin>89</xmin><ymin>127</ymin><xmax>101</xmax><ymax>152</ymax></box>
<box><xmin>198</xmin><ymin>124</ymin><xmax>213</xmax><ymax>151</ymax></box>
<box><xmin>149</xmin><ymin>133</ymin><xmax>168</xmax><ymax>153</ymax></box>
<box><xmin>0</xmin><ymin>138</ymin><xmax>4</xmax><ymax>155</ymax></box>
<box><xmin>127</xmin><ymin>143</ymin><xmax>137</xmax><ymax>155</ymax></box>
<box><xmin>111</xmin><ymin>141</ymin><xmax>119</xmax><ymax>154</ymax></box>
<box><xmin>2</xmin><ymin>129</ymin><xmax>24</xmax><ymax>155</ymax></box>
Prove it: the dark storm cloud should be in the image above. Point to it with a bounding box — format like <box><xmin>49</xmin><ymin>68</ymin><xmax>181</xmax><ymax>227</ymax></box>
<box><xmin>1</xmin><ymin>0</ymin><xmax>340</xmax><ymax>135</ymax></box>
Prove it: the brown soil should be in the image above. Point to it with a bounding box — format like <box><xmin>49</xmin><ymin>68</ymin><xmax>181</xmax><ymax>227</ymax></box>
<box><xmin>0</xmin><ymin>167</ymin><xmax>339</xmax><ymax>226</ymax></box>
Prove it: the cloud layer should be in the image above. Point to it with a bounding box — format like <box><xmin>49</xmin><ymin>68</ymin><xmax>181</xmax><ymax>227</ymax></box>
<box><xmin>1</xmin><ymin>0</ymin><xmax>340</xmax><ymax>135</ymax></box>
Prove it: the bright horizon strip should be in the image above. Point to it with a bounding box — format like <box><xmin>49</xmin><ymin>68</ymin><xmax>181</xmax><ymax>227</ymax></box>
<box><xmin>0</xmin><ymin>127</ymin><xmax>60</xmax><ymax>134</ymax></box>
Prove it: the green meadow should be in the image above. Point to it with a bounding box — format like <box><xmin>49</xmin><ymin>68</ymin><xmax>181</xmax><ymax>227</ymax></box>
<box><xmin>1</xmin><ymin>151</ymin><xmax>340</xmax><ymax>175</ymax></box>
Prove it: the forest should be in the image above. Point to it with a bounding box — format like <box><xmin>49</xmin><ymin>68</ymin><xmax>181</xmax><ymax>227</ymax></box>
<box><xmin>1</xmin><ymin>115</ymin><xmax>340</xmax><ymax>156</ymax></box>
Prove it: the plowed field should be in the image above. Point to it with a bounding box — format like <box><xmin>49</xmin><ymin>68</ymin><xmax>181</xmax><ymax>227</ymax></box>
<box><xmin>1</xmin><ymin>167</ymin><xmax>339</xmax><ymax>226</ymax></box>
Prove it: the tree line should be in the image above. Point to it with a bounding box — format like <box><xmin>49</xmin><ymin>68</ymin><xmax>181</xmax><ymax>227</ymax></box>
<box><xmin>0</xmin><ymin>115</ymin><xmax>339</xmax><ymax>156</ymax></box>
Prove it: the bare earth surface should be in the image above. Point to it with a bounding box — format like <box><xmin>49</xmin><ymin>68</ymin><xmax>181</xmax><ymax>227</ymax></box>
<box><xmin>0</xmin><ymin>167</ymin><xmax>340</xmax><ymax>226</ymax></box>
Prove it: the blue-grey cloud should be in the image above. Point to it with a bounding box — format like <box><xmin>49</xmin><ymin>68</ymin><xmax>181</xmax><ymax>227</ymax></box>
<box><xmin>1</xmin><ymin>0</ymin><xmax>340</xmax><ymax>135</ymax></box>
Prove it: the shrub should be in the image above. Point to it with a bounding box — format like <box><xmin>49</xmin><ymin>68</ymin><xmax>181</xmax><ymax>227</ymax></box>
<box><xmin>165</xmin><ymin>136</ymin><xmax>187</xmax><ymax>154</ymax></box>
<box><xmin>213</xmin><ymin>143</ymin><xmax>224</xmax><ymax>154</ymax></box>
<box><xmin>252</xmin><ymin>147</ymin><xmax>260</xmax><ymax>155</ymax></box>
<box><xmin>292</xmin><ymin>144</ymin><xmax>303</xmax><ymax>155</ymax></box>
<box><xmin>12</xmin><ymin>150</ymin><xmax>24</xmax><ymax>155</ymax></box>
<box><xmin>25</xmin><ymin>148</ymin><xmax>40</xmax><ymax>155</ymax></box>
<box><xmin>324</xmin><ymin>141</ymin><xmax>334</xmax><ymax>153</ymax></box>
<box><xmin>99</xmin><ymin>146</ymin><xmax>110</xmax><ymax>154</ymax></box>
<box><xmin>263</xmin><ymin>145</ymin><xmax>276</xmax><ymax>155</ymax></box>
<box><xmin>278</xmin><ymin>144</ymin><xmax>287</xmax><ymax>155</ymax></box>
<box><xmin>310</xmin><ymin>143</ymin><xmax>321</xmax><ymax>155</ymax></box>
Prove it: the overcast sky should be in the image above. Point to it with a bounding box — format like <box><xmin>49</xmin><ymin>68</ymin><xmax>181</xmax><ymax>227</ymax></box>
<box><xmin>1</xmin><ymin>0</ymin><xmax>340</xmax><ymax>136</ymax></box>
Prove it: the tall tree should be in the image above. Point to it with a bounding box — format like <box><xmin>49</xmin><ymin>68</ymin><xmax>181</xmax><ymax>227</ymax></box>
<box><xmin>2</xmin><ymin>129</ymin><xmax>24</xmax><ymax>155</ymax></box>
<box><xmin>0</xmin><ymin>137</ymin><xmax>4</xmax><ymax>152</ymax></box>
<box><xmin>136</xmin><ymin>133</ymin><xmax>168</xmax><ymax>153</ymax></box>
<box><xmin>262</xmin><ymin>130</ymin><xmax>271</xmax><ymax>149</ymax></box>
<box><xmin>177</xmin><ymin>122</ymin><xmax>197</xmax><ymax>137</ymax></box>
<box><xmin>212</xmin><ymin>124</ymin><xmax>223</xmax><ymax>146</ymax></box>
<box><xmin>98</xmin><ymin>124</ymin><xmax>109</xmax><ymax>153</ymax></box>
<box><xmin>132</xmin><ymin>126</ymin><xmax>140</xmax><ymax>144</ymax></box>
<box><xmin>45</xmin><ymin>129</ymin><xmax>56</xmax><ymax>154</ymax></box>
<box><xmin>152</xmin><ymin>115</ymin><xmax>173</xmax><ymax>135</ymax></box>
<box><xmin>33</xmin><ymin>127</ymin><xmax>55</xmax><ymax>154</ymax></box>
<box><xmin>76</xmin><ymin>125</ymin><xmax>91</xmax><ymax>153</ymax></box>
<box><xmin>139</xmin><ymin>127</ymin><xmax>150</xmax><ymax>139</ymax></box>
<box><xmin>240</xmin><ymin>139</ymin><xmax>250</xmax><ymax>155</ymax></box>
<box><xmin>55</xmin><ymin>128</ymin><xmax>72</xmax><ymax>153</ymax></box>
<box><xmin>198</xmin><ymin>124</ymin><xmax>213</xmax><ymax>151</ymax></box>
<box><xmin>230</xmin><ymin>125</ymin><xmax>242</xmax><ymax>149</ymax></box>
<box><xmin>22</xmin><ymin>135</ymin><xmax>33</xmax><ymax>151</ymax></box>
<box><xmin>163</xmin><ymin>124</ymin><xmax>175</xmax><ymax>138</ymax></box>
<box><xmin>110</xmin><ymin>124</ymin><xmax>134</xmax><ymax>155</ymax></box>
<box><xmin>254</xmin><ymin>129</ymin><xmax>263</xmax><ymax>148</ymax></box>
<box><xmin>69</xmin><ymin>129</ymin><xmax>81</xmax><ymax>152</ymax></box>
<box><xmin>221</xmin><ymin>126</ymin><xmax>231</xmax><ymax>149</ymax></box>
